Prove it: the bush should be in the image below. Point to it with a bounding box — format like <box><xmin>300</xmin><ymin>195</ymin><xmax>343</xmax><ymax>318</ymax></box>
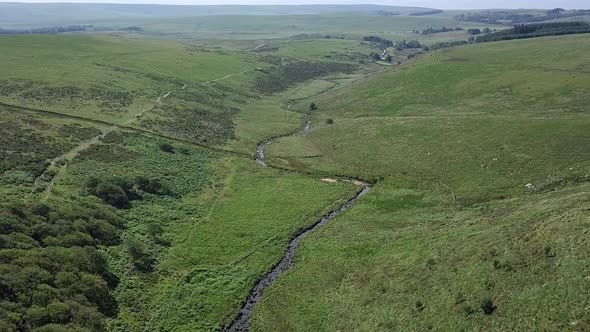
<box><xmin>325</xmin><ymin>118</ymin><xmax>334</xmax><ymax>125</ymax></box>
<box><xmin>126</xmin><ymin>239</ymin><xmax>156</xmax><ymax>272</ymax></box>
<box><xmin>95</xmin><ymin>182</ymin><xmax>129</xmax><ymax>209</ymax></box>
<box><xmin>480</xmin><ymin>297</ymin><xmax>496</xmax><ymax>315</ymax></box>
<box><xmin>158</xmin><ymin>142</ymin><xmax>175</xmax><ymax>153</ymax></box>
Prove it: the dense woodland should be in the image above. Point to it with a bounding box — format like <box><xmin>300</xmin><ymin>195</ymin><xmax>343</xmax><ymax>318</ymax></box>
<box><xmin>0</xmin><ymin>202</ymin><xmax>120</xmax><ymax>331</ymax></box>
<box><xmin>475</xmin><ymin>22</ymin><xmax>590</xmax><ymax>42</ymax></box>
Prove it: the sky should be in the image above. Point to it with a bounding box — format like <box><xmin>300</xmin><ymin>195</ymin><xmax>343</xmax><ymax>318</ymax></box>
<box><xmin>0</xmin><ymin>0</ymin><xmax>587</xmax><ymax>9</ymax></box>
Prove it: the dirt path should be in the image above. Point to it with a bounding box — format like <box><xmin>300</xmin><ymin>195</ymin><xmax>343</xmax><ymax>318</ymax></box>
<box><xmin>32</xmin><ymin>69</ymin><xmax>253</xmax><ymax>199</ymax></box>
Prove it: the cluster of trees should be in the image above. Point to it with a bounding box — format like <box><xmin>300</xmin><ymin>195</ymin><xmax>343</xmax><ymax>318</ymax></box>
<box><xmin>416</xmin><ymin>26</ymin><xmax>463</xmax><ymax>35</ymax></box>
<box><xmin>474</xmin><ymin>22</ymin><xmax>590</xmax><ymax>43</ymax></box>
<box><xmin>363</xmin><ymin>35</ymin><xmax>394</xmax><ymax>48</ymax></box>
<box><xmin>394</xmin><ymin>40</ymin><xmax>422</xmax><ymax>50</ymax></box>
<box><xmin>374</xmin><ymin>10</ymin><xmax>399</xmax><ymax>16</ymax></box>
<box><xmin>410</xmin><ymin>9</ymin><xmax>443</xmax><ymax>16</ymax></box>
<box><xmin>84</xmin><ymin>175</ymin><xmax>172</xmax><ymax>209</ymax></box>
<box><xmin>0</xmin><ymin>202</ymin><xmax>121</xmax><ymax>330</ymax></box>
<box><xmin>0</xmin><ymin>25</ymin><xmax>91</xmax><ymax>35</ymax></box>
<box><xmin>255</xmin><ymin>61</ymin><xmax>356</xmax><ymax>94</ymax></box>
<box><xmin>456</xmin><ymin>9</ymin><xmax>590</xmax><ymax>24</ymax></box>
<box><xmin>423</xmin><ymin>40</ymin><xmax>469</xmax><ymax>51</ymax></box>
<box><xmin>467</xmin><ymin>28</ymin><xmax>493</xmax><ymax>35</ymax></box>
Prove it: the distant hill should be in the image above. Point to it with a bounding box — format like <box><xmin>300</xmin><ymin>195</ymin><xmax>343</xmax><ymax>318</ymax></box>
<box><xmin>0</xmin><ymin>3</ymin><xmax>436</xmax><ymax>27</ymax></box>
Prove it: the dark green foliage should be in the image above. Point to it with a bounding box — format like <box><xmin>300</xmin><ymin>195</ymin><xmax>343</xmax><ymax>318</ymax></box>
<box><xmin>480</xmin><ymin>297</ymin><xmax>496</xmax><ymax>315</ymax></box>
<box><xmin>308</xmin><ymin>102</ymin><xmax>318</xmax><ymax>111</ymax></box>
<box><xmin>419</xmin><ymin>26</ymin><xmax>457</xmax><ymax>35</ymax></box>
<box><xmin>475</xmin><ymin>22</ymin><xmax>590</xmax><ymax>43</ymax></box>
<box><xmin>85</xmin><ymin>175</ymin><xmax>172</xmax><ymax>208</ymax></box>
<box><xmin>158</xmin><ymin>142</ymin><xmax>175</xmax><ymax>153</ymax></box>
<box><xmin>424</xmin><ymin>40</ymin><xmax>469</xmax><ymax>51</ymax></box>
<box><xmin>147</xmin><ymin>104</ymin><xmax>239</xmax><ymax>146</ymax></box>
<box><xmin>467</xmin><ymin>28</ymin><xmax>482</xmax><ymax>35</ymax></box>
<box><xmin>135</xmin><ymin>176</ymin><xmax>170</xmax><ymax>195</ymax></box>
<box><xmin>126</xmin><ymin>240</ymin><xmax>156</xmax><ymax>272</ymax></box>
<box><xmin>0</xmin><ymin>109</ymin><xmax>75</xmax><ymax>179</ymax></box>
<box><xmin>363</xmin><ymin>35</ymin><xmax>394</xmax><ymax>47</ymax></box>
<box><xmin>0</xmin><ymin>202</ymin><xmax>120</xmax><ymax>330</ymax></box>
<box><xmin>325</xmin><ymin>118</ymin><xmax>334</xmax><ymax>125</ymax></box>
<box><xmin>95</xmin><ymin>182</ymin><xmax>130</xmax><ymax>209</ymax></box>
<box><xmin>254</xmin><ymin>61</ymin><xmax>356</xmax><ymax>94</ymax></box>
<box><xmin>0</xmin><ymin>80</ymin><xmax>134</xmax><ymax>112</ymax></box>
<box><xmin>394</xmin><ymin>40</ymin><xmax>422</xmax><ymax>50</ymax></box>
<box><xmin>415</xmin><ymin>300</ymin><xmax>425</xmax><ymax>312</ymax></box>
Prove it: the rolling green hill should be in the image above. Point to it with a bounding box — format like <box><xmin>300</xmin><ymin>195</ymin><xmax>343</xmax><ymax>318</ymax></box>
<box><xmin>0</xmin><ymin>10</ymin><xmax>588</xmax><ymax>332</ymax></box>
<box><xmin>259</xmin><ymin>34</ymin><xmax>590</xmax><ymax>331</ymax></box>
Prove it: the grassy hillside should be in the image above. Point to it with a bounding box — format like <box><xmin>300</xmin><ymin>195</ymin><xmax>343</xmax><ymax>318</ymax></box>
<box><xmin>257</xmin><ymin>35</ymin><xmax>590</xmax><ymax>330</ymax></box>
<box><xmin>1</xmin><ymin>17</ymin><xmax>588</xmax><ymax>332</ymax></box>
<box><xmin>0</xmin><ymin>33</ymin><xmax>367</xmax><ymax>331</ymax></box>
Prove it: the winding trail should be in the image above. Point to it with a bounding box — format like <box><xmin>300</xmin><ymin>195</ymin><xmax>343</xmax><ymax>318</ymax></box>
<box><xmin>226</xmin><ymin>116</ymin><xmax>371</xmax><ymax>332</ymax></box>
<box><xmin>30</xmin><ymin>69</ymin><xmax>254</xmax><ymax>199</ymax></box>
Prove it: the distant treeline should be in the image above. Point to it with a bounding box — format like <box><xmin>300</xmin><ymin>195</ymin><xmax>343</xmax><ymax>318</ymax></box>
<box><xmin>475</xmin><ymin>22</ymin><xmax>590</xmax><ymax>42</ymax></box>
<box><xmin>423</xmin><ymin>40</ymin><xmax>469</xmax><ymax>51</ymax></box>
<box><xmin>456</xmin><ymin>8</ymin><xmax>590</xmax><ymax>24</ymax></box>
<box><xmin>0</xmin><ymin>25</ymin><xmax>91</xmax><ymax>35</ymax></box>
<box><xmin>394</xmin><ymin>39</ymin><xmax>422</xmax><ymax>50</ymax></box>
<box><xmin>374</xmin><ymin>10</ymin><xmax>400</xmax><ymax>16</ymax></box>
<box><xmin>363</xmin><ymin>35</ymin><xmax>394</xmax><ymax>47</ymax></box>
<box><xmin>410</xmin><ymin>10</ymin><xmax>443</xmax><ymax>16</ymax></box>
<box><xmin>417</xmin><ymin>26</ymin><xmax>464</xmax><ymax>34</ymax></box>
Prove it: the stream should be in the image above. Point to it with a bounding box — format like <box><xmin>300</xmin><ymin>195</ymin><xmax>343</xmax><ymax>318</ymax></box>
<box><xmin>225</xmin><ymin>119</ymin><xmax>371</xmax><ymax>331</ymax></box>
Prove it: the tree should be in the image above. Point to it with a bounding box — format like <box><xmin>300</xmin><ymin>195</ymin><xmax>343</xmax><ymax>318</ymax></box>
<box><xmin>385</xmin><ymin>55</ymin><xmax>393</xmax><ymax>63</ymax></box>
<box><xmin>308</xmin><ymin>102</ymin><xmax>318</xmax><ymax>111</ymax></box>
<box><xmin>95</xmin><ymin>182</ymin><xmax>129</xmax><ymax>209</ymax></box>
<box><xmin>370</xmin><ymin>52</ymin><xmax>381</xmax><ymax>61</ymax></box>
<box><xmin>467</xmin><ymin>28</ymin><xmax>482</xmax><ymax>35</ymax></box>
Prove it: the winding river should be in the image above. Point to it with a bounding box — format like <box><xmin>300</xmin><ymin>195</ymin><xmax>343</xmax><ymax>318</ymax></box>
<box><xmin>225</xmin><ymin>119</ymin><xmax>372</xmax><ymax>331</ymax></box>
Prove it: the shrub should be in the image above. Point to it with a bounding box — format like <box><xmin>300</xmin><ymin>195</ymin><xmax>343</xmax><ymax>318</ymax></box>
<box><xmin>126</xmin><ymin>239</ymin><xmax>156</xmax><ymax>272</ymax></box>
<box><xmin>158</xmin><ymin>142</ymin><xmax>175</xmax><ymax>153</ymax></box>
<box><xmin>480</xmin><ymin>297</ymin><xmax>496</xmax><ymax>315</ymax></box>
<box><xmin>95</xmin><ymin>182</ymin><xmax>129</xmax><ymax>209</ymax></box>
<box><xmin>325</xmin><ymin>118</ymin><xmax>334</xmax><ymax>125</ymax></box>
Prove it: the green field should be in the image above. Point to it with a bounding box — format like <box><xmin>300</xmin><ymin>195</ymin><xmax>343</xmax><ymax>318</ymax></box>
<box><xmin>258</xmin><ymin>35</ymin><xmax>590</xmax><ymax>330</ymax></box>
<box><xmin>0</xmin><ymin>6</ymin><xmax>589</xmax><ymax>332</ymax></box>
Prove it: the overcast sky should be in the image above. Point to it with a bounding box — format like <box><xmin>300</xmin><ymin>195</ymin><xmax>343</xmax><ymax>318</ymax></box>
<box><xmin>0</xmin><ymin>0</ymin><xmax>587</xmax><ymax>9</ymax></box>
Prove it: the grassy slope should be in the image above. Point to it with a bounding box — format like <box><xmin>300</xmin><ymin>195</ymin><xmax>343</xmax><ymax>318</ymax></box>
<box><xmin>47</xmin><ymin>132</ymin><xmax>357</xmax><ymax>331</ymax></box>
<box><xmin>256</xmin><ymin>35</ymin><xmax>590</xmax><ymax>330</ymax></box>
<box><xmin>0</xmin><ymin>33</ymin><xmax>365</xmax><ymax>331</ymax></box>
<box><xmin>268</xmin><ymin>35</ymin><xmax>590</xmax><ymax>202</ymax></box>
<box><xmin>0</xmin><ymin>35</ymin><xmax>256</xmax><ymax>123</ymax></box>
